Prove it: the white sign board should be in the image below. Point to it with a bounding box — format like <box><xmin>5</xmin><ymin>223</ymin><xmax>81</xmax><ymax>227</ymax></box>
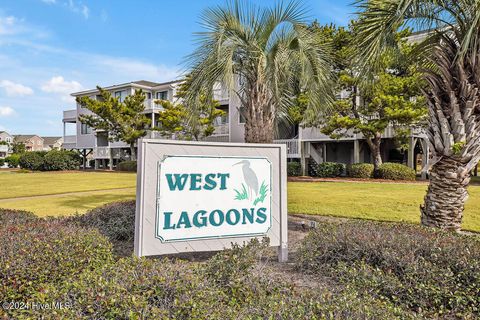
<box><xmin>134</xmin><ymin>140</ymin><xmax>287</xmax><ymax>261</ymax></box>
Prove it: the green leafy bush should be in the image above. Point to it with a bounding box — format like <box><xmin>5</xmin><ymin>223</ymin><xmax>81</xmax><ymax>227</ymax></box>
<box><xmin>287</xmin><ymin>161</ymin><xmax>301</xmax><ymax>176</ymax></box>
<box><xmin>5</xmin><ymin>154</ymin><xmax>20</xmax><ymax>168</ymax></box>
<box><xmin>316</xmin><ymin>162</ymin><xmax>345</xmax><ymax>177</ymax></box>
<box><xmin>297</xmin><ymin>221</ymin><xmax>480</xmax><ymax>318</ymax></box>
<box><xmin>116</xmin><ymin>160</ymin><xmax>137</xmax><ymax>172</ymax></box>
<box><xmin>66</xmin><ymin>201</ymin><xmax>135</xmax><ymax>255</ymax></box>
<box><xmin>43</xmin><ymin>150</ymin><xmax>81</xmax><ymax>171</ymax></box>
<box><xmin>0</xmin><ymin>158</ymin><xmax>4</xmax><ymax>166</ymax></box>
<box><xmin>27</xmin><ymin>239</ymin><xmax>406</xmax><ymax>320</ymax></box>
<box><xmin>0</xmin><ymin>220</ymin><xmax>113</xmax><ymax>305</ymax></box>
<box><xmin>347</xmin><ymin>163</ymin><xmax>374</xmax><ymax>178</ymax></box>
<box><xmin>0</xmin><ymin>208</ymin><xmax>38</xmax><ymax>227</ymax></box>
<box><xmin>19</xmin><ymin>151</ymin><xmax>46</xmax><ymax>170</ymax></box>
<box><xmin>376</xmin><ymin>162</ymin><xmax>416</xmax><ymax>180</ymax></box>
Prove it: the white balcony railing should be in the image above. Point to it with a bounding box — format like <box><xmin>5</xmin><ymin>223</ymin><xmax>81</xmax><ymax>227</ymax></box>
<box><xmin>202</xmin><ymin>134</ymin><xmax>229</xmax><ymax>142</ymax></box>
<box><xmin>0</xmin><ymin>145</ymin><xmax>8</xmax><ymax>153</ymax></box>
<box><xmin>63</xmin><ymin>109</ymin><xmax>76</xmax><ymax>121</ymax></box>
<box><xmin>213</xmin><ymin>88</ymin><xmax>230</xmax><ymax>101</ymax></box>
<box><xmin>273</xmin><ymin>139</ymin><xmax>300</xmax><ymax>158</ymax></box>
<box><xmin>94</xmin><ymin>147</ymin><xmax>110</xmax><ymax>159</ymax></box>
<box><xmin>213</xmin><ymin>123</ymin><xmax>229</xmax><ymax>135</ymax></box>
<box><xmin>63</xmin><ymin>135</ymin><xmax>76</xmax><ymax>144</ymax></box>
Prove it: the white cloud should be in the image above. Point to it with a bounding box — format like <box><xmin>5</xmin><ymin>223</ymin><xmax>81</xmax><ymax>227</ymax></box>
<box><xmin>0</xmin><ymin>106</ymin><xmax>15</xmax><ymax>117</ymax></box>
<box><xmin>66</xmin><ymin>0</ymin><xmax>90</xmax><ymax>19</ymax></box>
<box><xmin>0</xmin><ymin>16</ymin><xmax>18</xmax><ymax>35</ymax></box>
<box><xmin>0</xmin><ymin>80</ymin><xmax>34</xmax><ymax>97</ymax></box>
<box><xmin>92</xmin><ymin>56</ymin><xmax>180</xmax><ymax>83</ymax></box>
<box><xmin>41</xmin><ymin>76</ymin><xmax>83</xmax><ymax>102</ymax></box>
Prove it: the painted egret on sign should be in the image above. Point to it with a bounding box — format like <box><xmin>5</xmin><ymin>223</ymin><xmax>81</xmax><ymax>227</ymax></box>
<box><xmin>234</xmin><ymin>160</ymin><xmax>259</xmax><ymax>199</ymax></box>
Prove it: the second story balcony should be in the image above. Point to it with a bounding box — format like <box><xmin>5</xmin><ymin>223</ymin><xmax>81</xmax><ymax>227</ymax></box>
<box><xmin>63</xmin><ymin>109</ymin><xmax>77</xmax><ymax>123</ymax></box>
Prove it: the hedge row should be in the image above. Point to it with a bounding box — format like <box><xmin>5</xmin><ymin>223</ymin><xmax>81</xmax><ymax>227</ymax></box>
<box><xmin>0</xmin><ymin>206</ymin><xmax>407</xmax><ymax>319</ymax></box>
<box><xmin>297</xmin><ymin>221</ymin><xmax>480</xmax><ymax>318</ymax></box>
<box><xmin>18</xmin><ymin>150</ymin><xmax>81</xmax><ymax>171</ymax></box>
<box><xmin>305</xmin><ymin>162</ymin><xmax>416</xmax><ymax>180</ymax></box>
<box><xmin>116</xmin><ymin>160</ymin><xmax>137</xmax><ymax>172</ymax></box>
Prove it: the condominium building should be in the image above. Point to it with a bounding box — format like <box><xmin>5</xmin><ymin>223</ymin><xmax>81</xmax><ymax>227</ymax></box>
<box><xmin>62</xmin><ymin>79</ymin><xmax>428</xmax><ymax>175</ymax></box>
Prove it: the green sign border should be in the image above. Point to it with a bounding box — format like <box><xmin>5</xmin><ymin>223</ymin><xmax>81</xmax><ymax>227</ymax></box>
<box><xmin>155</xmin><ymin>155</ymin><xmax>273</xmax><ymax>243</ymax></box>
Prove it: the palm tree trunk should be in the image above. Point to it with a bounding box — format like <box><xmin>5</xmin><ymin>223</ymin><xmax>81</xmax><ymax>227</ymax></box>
<box><xmin>245</xmin><ymin>119</ymin><xmax>274</xmax><ymax>143</ymax></box>
<box><xmin>421</xmin><ymin>157</ymin><xmax>470</xmax><ymax>230</ymax></box>
<box><xmin>243</xmin><ymin>84</ymin><xmax>275</xmax><ymax>143</ymax></box>
<box><xmin>419</xmin><ymin>36</ymin><xmax>480</xmax><ymax>231</ymax></box>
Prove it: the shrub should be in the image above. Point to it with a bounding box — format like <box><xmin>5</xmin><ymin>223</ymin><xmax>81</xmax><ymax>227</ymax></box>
<box><xmin>297</xmin><ymin>221</ymin><xmax>480</xmax><ymax>318</ymax></box>
<box><xmin>0</xmin><ymin>220</ymin><xmax>113</xmax><ymax>304</ymax></box>
<box><xmin>316</xmin><ymin>162</ymin><xmax>345</xmax><ymax>177</ymax></box>
<box><xmin>5</xmin><ymin>154</ymin><xmax>20</xmax><ymax>168</ymax></box>
<box><xmin>66</xmin><ymin>201</ymin><xmax>135</xmax><ymax>255</ymax></box>
<box><xmin>347</xmin><ymin>163</ymin><xmax>374</xmax><ymax>178</ymax></box>
<box><xmin>0</xmin><ymin>158</ymin><xmax>4</xmax><ymax>166</ymax></box>
<box><xmin>29</xmin><ymin>239</ymin><xmax>407</xmax><ymax>320</ymax></box>
<box><xmin>117</xmin><ymin>160</ymin><xmax>137</xmax><ymax>172</ymax></box>
<box><xmin>0</xmin><ymin>208</ymin><xmax>38</xmax><ymax>227</ymax></box>
<box><xmin>43</xmin><ymin>150</ymin><xmax>81</xmax><ymax>171</ymax></box>
<box><xmin>376</xmin><ymin>162</ymin><xmax>416</xmax><ymax>180</ymax></box>
<box><xmin>287</xmin><ymin>162</ymin><xmax>301</xmax><ymax>176</ymax></box>
<box><xmin>19</xmin><ymin>151</ymin><xmax>45</xmax><ymax>170</ymax></box>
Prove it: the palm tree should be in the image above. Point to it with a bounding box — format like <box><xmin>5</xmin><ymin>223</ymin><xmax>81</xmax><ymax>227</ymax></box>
<box><xmin>185</xmin><ymin>0</ymin><xmax>333</xmax><ymax>143</ymax></box>
<box><xmin>354</xmin><ymin>0</ymin><xmax>480</xmax><ymax>230</ymax></box>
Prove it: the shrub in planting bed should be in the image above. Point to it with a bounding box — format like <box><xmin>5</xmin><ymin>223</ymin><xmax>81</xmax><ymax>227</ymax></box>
<box><xmin>297</xmin><ymin>221</ymin><xmax>480</xmax><ymax>318</ymax></box>
<box><xmin>0</xmin><ymin>208</ymin><xmax>38</xmax><ymax>227</ymax></box>
<box><xmin>116</xmin><ymin>160</ymin><xmax>137</xmax><ymax>172</ymax></box>
<box><xmin>43</xmin><ymin>150</ymin><xmax>81</xmax><ymax>171</ymax></box>
<box><xmin>0</xmin><ymin>220</ymin><xmax>113</xmax><ymax>306</ymax></box>
<box><xmin>316</xmin><ymin>162</ymin><xmax>345</xmax><ymax>177</ymax></box>
<box><xmin>5</xmin><ymin>154</ymin><xmax>20</xmax><ymax>168</ymax></box>
<box><xmin>19</xmin><ymin>150</ymin><xmax>81</xmax><ymax>171</ymax></box>
<box><xmin>287</xmin><ymin>162</ymin><xmax>301</xmax><ymax>176</ymax></box>
<box><xmin>19</xmin><ymin>151</ymin><xmax>46</xmax><ymax>171</ymax></box>
<box><xmin>67</xmin><ymin>201</ymin><xmax>135</xmax><ymax>243</ymax></box>
<box><xmin>376</xmin><ymin>162</ymin><xmax>416</xmax><ymax>180</ymax></box>
<box><xmin>346</xmin><ymin>163</ymin><xmax>374</xmax><ymax>178</ymax></box>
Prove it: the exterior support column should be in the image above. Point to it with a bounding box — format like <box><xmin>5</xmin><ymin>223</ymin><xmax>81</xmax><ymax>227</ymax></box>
<box><xmin>421</xmin><ymin>138</ymin><xmax>429</xmax><ymax>180</ymax></box>
<box><xmin>151</xmin><ymin>113</ymin><xmax>155</xmax><ymax>129</ymax></box>
<box><xmin>322</xmin><ymin>143</ymin><xmax>327</xmax><ymax>163</ymax></box>
<box><xmin>353</xmin><ymin>140</ymin><xmax>360</xmax><ymax>164</ymax></box>
<box><xmin>407</xmin><ymin>137</ymin><xmax>417</xmax><ymax>170</ymax></box>
<box><xmin>300</xmin><ymin>141</ymin><xmax>309</xmax><ymax>176</ymax></box>
<box><xmin>82</xmin><ymin>149</ymin><xmax>87</xmax><ymax>170</ymax></box>
<box><xmin>109</xmin><ymin>149</ymin><xmax>113</xmax><ymax>170</ymax></box>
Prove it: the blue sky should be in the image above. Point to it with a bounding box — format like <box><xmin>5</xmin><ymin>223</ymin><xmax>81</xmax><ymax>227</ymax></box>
<box><xmin>0</xmin><ymin>0</ymin><xmax>353</xmax><ymax>136</ymax></box>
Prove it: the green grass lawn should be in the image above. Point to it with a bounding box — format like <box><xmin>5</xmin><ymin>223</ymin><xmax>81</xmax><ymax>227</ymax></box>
<box><xmin>0</xmin><ymin>171</ymin><xmax>136</xmax><ymax>216</ymax></box>
<box><xmin>0</xmin><ymin>170</ymin><xmax>478</xmax><ymax>232</ymax></box>
<box><xmin>288</xmin><ymin>181</ymin><xmax>480</xmax><ymax>232</ymax></box>
<box><xmin>0</xmin><ymin>171</ymin><xmax>136</xmax><ymax>199</ymax></box>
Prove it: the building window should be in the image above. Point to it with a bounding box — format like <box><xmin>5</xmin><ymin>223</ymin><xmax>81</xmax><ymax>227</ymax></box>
<box><xmin>145</xmin><ymin>92</ymin><xmax>152</xmax><ymax>100</ymax></box>
<box><xmin>81</xmin><ymin>123</ymin><xmax>92</xmax><ymax>134</ymax></box>
<box><xmin>239</xmin><ymin>106</ymin><xmax>246</xmax><ymax>124</ymax></box>
<box><xmin>114</xmin><ymin>90</ymin><xmax>127</xmax><ymax>102</ymax></box>
<box><xmin>156</xmin><ymin>91</ymin><xmax>168</xmax><ymax>100</ymax></box>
